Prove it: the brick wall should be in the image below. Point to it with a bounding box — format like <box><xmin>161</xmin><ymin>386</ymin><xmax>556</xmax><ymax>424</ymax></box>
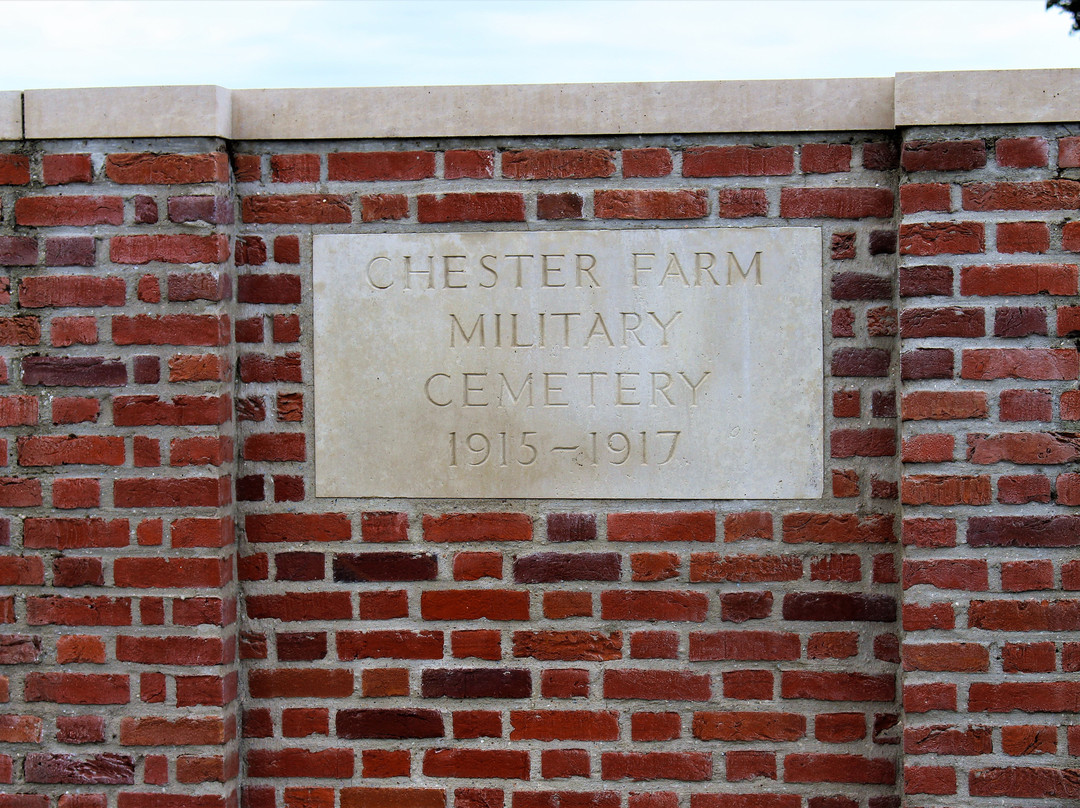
<box><xmin>896</xmin><ymin>126</ymin><xmax>1080</xmax><ymax>806</ymax></box>
<box><xmin>0</xmin><ymin>112</ymin><xmax>1075</xmax><ymax>808</ymax></box>
<box><xmin>0</xmin><ymin>142</ymin><xmax>240</xmax><ymax>808</ymax></box>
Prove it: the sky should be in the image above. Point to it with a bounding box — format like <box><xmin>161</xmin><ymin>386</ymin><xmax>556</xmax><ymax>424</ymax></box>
<box><xmin>3</xmin><ymin>0</ymin><xmax>1078</xmax><ymax>91</ymax></box>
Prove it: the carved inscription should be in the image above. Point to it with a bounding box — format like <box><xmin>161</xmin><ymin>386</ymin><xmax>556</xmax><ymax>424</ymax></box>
<box><xmin>314</xmin><ymin>228</ymin><xmax>822</xmax><ymax>498</ymax></box>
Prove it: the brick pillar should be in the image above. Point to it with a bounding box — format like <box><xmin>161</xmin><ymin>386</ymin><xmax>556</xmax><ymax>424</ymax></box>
<box><xmin>897</xmin><ymin>130</ymin><xmax>1080</xmax><ymax>805</ymax></box>
<box><xmin>0</xmin><ymin>143</ymin><xmax>240</xmax><ymax>806</ymax></box>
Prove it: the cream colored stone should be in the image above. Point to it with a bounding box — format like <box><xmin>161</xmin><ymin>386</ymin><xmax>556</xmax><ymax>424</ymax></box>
<box><xmin>314</xmin><ymin>228</ymin><xmax>823</xmax><ymax>500</ymax></box>
<box><xmin>23</xmin><ymin>85</ymin><xmax>232</xmax><ymax>139</ymax></box>
<box><xmin>233</xmin><ymin>78</ymin><xmax>893</xmax><ymax>139</ymax></box>
<box><xmin>896</xmin><ymin>69</ymin><xmax>1080</xmax><ymax>126</ymax></box>
<box><xmin>0</xmin><ymin>92</ymin><xmax>21</xmax><ymax>140</ymax></box>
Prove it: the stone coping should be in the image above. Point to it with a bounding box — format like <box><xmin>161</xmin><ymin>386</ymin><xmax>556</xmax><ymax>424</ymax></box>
<box><xmin>4</xmin><ymin>69</ymin><xmax>1077</xmax><ymax>140</ymax></box>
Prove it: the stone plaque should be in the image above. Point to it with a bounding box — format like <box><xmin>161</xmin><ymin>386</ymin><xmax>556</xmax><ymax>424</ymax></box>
<box><xmin>314</xmin><ymin>228</ymin><xmax>822</xmax><ymax>499</ymax></box>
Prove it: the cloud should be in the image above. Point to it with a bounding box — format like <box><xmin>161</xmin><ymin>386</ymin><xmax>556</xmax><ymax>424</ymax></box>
<box><xmin>0</xmin><ymin>0</ymin><xmax>1075</xmax><ymax>90</ymax></box>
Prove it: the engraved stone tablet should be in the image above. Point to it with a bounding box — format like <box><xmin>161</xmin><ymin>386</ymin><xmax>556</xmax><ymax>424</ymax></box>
<box><xmin>314</xmin><ymin>228</ymin><xmax>822</xmax><ymax>499</ymax></box>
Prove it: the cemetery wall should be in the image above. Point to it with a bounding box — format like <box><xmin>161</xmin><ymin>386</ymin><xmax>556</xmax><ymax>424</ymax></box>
<box><xmin>0</xmin><ymin>70</ymin><xmax>1076</xmax><ymax>808</ymax></box>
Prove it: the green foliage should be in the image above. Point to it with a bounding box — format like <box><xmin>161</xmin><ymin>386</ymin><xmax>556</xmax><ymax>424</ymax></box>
<box><xmin>1048</xmin><ymin>0</ymin><xmax>1080</xmax><ymax>32</ymax></box>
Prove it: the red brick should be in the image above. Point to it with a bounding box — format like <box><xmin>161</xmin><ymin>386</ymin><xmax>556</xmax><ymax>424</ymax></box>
<box><xmin>110</xmin><ymin>235</ymin><xmax>229</xmax><ymax>264</ymax></box>
<box><xmin>0</xmin><ymin>395</ymin><xmax>37</xmax><ymax>426</ymax></box>
<box><xmin>969</xmin><ymin>766</ymin><xmax>1080</xmax><ymax>798</ymax></box>
<box><xmin>513</xmin><ymin>630</ymin><xmax>621</xmax><ymax>661</ymax></box>
<box><xmin>900</xmin><ymin>183</ymin><xmax>951</xmax><ymax>213</ymax></box>
<box><xmin>0</xmin><ymin>476</ymin><xmax>42</xmax><ymax>507</ymax></box>
<box><xmin>780</xmin><ymin>188</ymin><xmax>892</xmax><ymax>219</ymax></box>
<box><xmin>537</xmin><ymin>193</ymin><xmax>583</xmax><ymax>220</ymax></box>
<box><xmin>168</xmin><ymin>195</ymin><xmax>233</xmax><ymax>224</ymax></box>
<box><xmin>43</xmin><ymin>154</ymin><xmax>94</xmax><ymax>184</ymax></box>
<box><xmin>28</xmin><ymin>595</ymin><xmax>130</xmax><ymax>626</ymax></box>
<box><xmin>0</xmin><ymin>316</ymin><xmax>40</xmax><ymax>345</ymax></box>
<box><xmin>608</xmin><ymin>511</ymin><xmax>714</xmax><ymax>542</ymax></box>
<box><xmin>900</xmin><ymin>306</ymin><xmax>984</xmax><ymax>337</ymax></box>
<box><xmin>631</xmin><ymin>552</ymin><xmax>679</xmax><ymax>582</ymax></box>
<box><xmin>106</xmin><ymin>153</ymin><xmax>228</xmax><ymax>184</ymax></box>
<box><xmin>246</xmin><ymin>512</ymin><xmax>350</xmax><ymax>543</ymax></box>
<box><xmin>503</xmin><ymin>149</ymin><xmax>614</xmax><ymax>179</ymax></box>
<box><xmin>901</xmin><ymin>390</ymin><xmax>987</xmax><ymax>420</ymax></box>
<box><xmin>781</xmin><ymin>672</ymin><xmax>894</xmax><ymax>702</ymax></box>
<box><xmin>274</xmin><ymin>235</ymin><xmax>300</xmax><ymax>264</ymax></box>
<box><xmin>1003</xmin><ymin>641</ymin><xmax>1056</xmax><ymax>672</ymax></box>
<box><xmin>120</xmin><ymin>716</ymin><xmax>225</xmax><ymax>746</ymax></box>
<box><xmin>692</xmin><ymin>711</ymin><xmax>805</xmax><ymax>742</ymax></box>
<box><xmin>445</xmin><ymin>150</ymin><xmax>494</xmax><ymax>179</ymax></box>
<box><xmin>904</xmin><ymin>766</ymin><xmax>956</xmax><ymax>795</ymax></box>
<box><xmin>832</xmin><ymin>347</ymin><xmax>890</xmax><ymax>376</ymax></box>
<box><xmin>784</xmin><ymin>754</ymin><xmax>895</xmax><ymax>786</ymax></box>
<box><xmin>690</xmin><ymin>554</ymin><xmax>800</xmax><ymax>582</ymax></box>
<box><xmin>781</xmin><ymin>512</ymin><xmax>893</xmax><ymax>544</ymax></box>
<box><xmin>418</xmin><ymin>193</ymin><xmax>525</xmax><ymax>223</ymax></box>
<box><xmin>969</xmin><ymin>599</ymin><xmax>1080</xmax><ymax>631</ymax></box>
<box><xmin>968</xmin><ymin>431</ymin><xmax>1080</xmax><ymax>465</ymax></box>
<box><xmin>509</xmin><ymin>710</ymin><xmax>618</xmax><ymax>741</ymax></box>
<box><xmin>0</xmin><ymin>237</ymin><xmax>37</xmax><ymax>266</ymax></box>
<box><xmin>830</xmin><ymin>428</ymin><xmax>895</xmax><ymax>458</ymax></box>
<box><xmin>689</xmin><ymin>631</ymin><xmax>800</xmax><ymax>661</ymax></box>
<box><xmin>363</xmin><ymin>750</ymin><xmax>410</xmax><ymax>778</ymax></box>
<box><xmin>50</xmin><ymin>317</ymin><xmax>97</xmax><ymax>347</ymax></box>
<box><xmin>239</xmin><ymin>352</ymin><xmax>302</xmax><ymax>382</ymax></box>
<box><xmin>15</xmin><ymin>196</ymin><xmax>123</xmax><ymax>227</ymax></box>
<box><xmin>902</xmin><ymin>474</ymin><xmax>991</xmax><ymax>506</ymax></box>
<box><xmin>1058</xmin><ymin>473</ymin><xmax>1080</xmax><ymax>505</ymax></box>
<box><xmin>0</xmin><ymin>154</ymin><xmax>30</xmax><ymax>185</ymax></box>
<box><xmin>962</xmin><ymin>348</ymin><xmax>1078</xmax><ymax>380</ymax></box>
<box><xmin>601</xmin><ymin>751</ymin><xmax>711</xmax><ymax>782</ymax></box>
<box><xmin>25</xmin><ymin>672</ymin><xmax>128</xmax><ymax>704</ymax></box>
<box><xmin>997</xmin><ymin>221</ymin><xmax>1049</xmax><ymax>253</ymax></box>
<box><xmin>903</xmin><ymin>642</ymin><xmax>988</xmax><ymax>671</ymax></box>
<box><xmin>595</xmin><ymin>190</ymin><xmax>707</xmax><ymax>220</ymax></box>
<box><xmin>900</xmin><ymin>222</ymin><xmax>984</xmax><ymax>255</ymax></box>
<box><xmin>329</xmin><ymin>151</ymin><xmax>435</xmax><ymax>181</ymax></box>
<box><xmin>717</xmin><ymin>189</ymin><xmax>767</xmax><ymax>218</ymax></box>
<box><xmin>18</xmin><ymin>435</ymin><xmax>123</xmax><ymax>467</ymax></box>
<box><xmin>543</xmin><ymin>592</ymin><xmax>592</xmax><ymax>620</ymax></box>
<box><xmin>631</xmin><ymin>711</ymin><xmax>681</xmax><ymax>741</ymax></box>
<box><xmin>341</xmin><ymin>789</ymin><xmax>444</xmax><ymax>808</ymax></box>
<box><xmin>424</xmin><ymin>749</ymin><xmax>528</xmax><ymax>780</ymax></box>
<box><xmin>247</xmin><ymin>592</ymin><xmax>351</xmax><ymax>621</ymax></box>
<box><xmin>45</xmin><ymin>236</ymin><xmax>95</xmax><ymax>267</ymax></box>
<box><xmin>361</xmin><ymin>194</ymin><xmax>408</xmax><ymax>222</ymax></box>
<box><xmin>901</xmin><ymin>139</ymin><xmax>986</xmax><ymax>171</ymax></box>
<box><xmin>540</xmin><ymin>749</ymin><xmax>590</xmax><ymax>778</ymax></box>
<box><xmin>604</xmin><ymin>670</ymin><xmax>710</xmax><ymax>701</ymax></box>
<box><xmin>271</xmin><ymin>153</ymin><xmax>320</xmax><ymax>183</ymax></box>
<box><xmin>997</xmin><ymin>136</ymin><xmax>1049</xmax><ymax>168</ymax></box>
<box><xmin>455</xmin><ymin>552</ymin><xmax>502</xmax><ymax>581</ymax></box>
<box><xmin>242</xmin><ymin>195</ymin><xmax>351</xmax><ymax>224</ymax></box>
<box><xmin>960</xmin><ymin>263</ymin><xmax>1077</xmax><ymax>296</ymax></box>
<box><xmin>424</xmin><ymin>513</ymin><xmax>532</xmax><ymax>543</ymax></box>
<box><xmin>800</xmin><ymin>143</ymin><xmax>850</xmax><ymax>173</ymax></box>
<box><xmin>422</xmin><ymin>590</ymin><xmax>528</xmax><ymax>621</ymax></box>
<box><xmin>0</xmin><ymin>556</ymin><xmax>44</xmax><ymax>586</ymax></box>
<box><xmin>249</xmin><ymin>668</ymin><xmax>353</xmax><ymax>699</ymax></box>
<box><xmin>725</xmin><ymin>512</ymin><xmax>772</xmax><ymax>541</ymax></box>
<box><xmin>815</xmin><ymin>713</ymin><xmax>864</xmax><ymax>743</ymax></box>
<box><xmin>623</xmin><ymin>148</ymin><xmax>672</xmax><ymax>177</ymax></box>
<box><xmin>248</xmin><ymin>748</ymin><xmax>353</xmax><ymax>779</ymax></box>
<box><xmin>451</xmin><ymin>629</ymin><xmax>500</xmax><ymax>660</ymax></box>
<box><xmin>901</xmin><ymin>433</ymin><xmax>953</xmax><ymax>463</ymax></box>
<box><xmin>964</xmin><ymin>179</ymin><xmax>1080</xmax><ymax>210</ymax></box>
<box><xmin>683</xmin><ymin>146</ymin><xmax>793</xmax><ymax>177</ymax></box>
<box><xmin>994</xmin><ymin>304</ymin><xmax>1054</xmax><ymax>339</ymax></box>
